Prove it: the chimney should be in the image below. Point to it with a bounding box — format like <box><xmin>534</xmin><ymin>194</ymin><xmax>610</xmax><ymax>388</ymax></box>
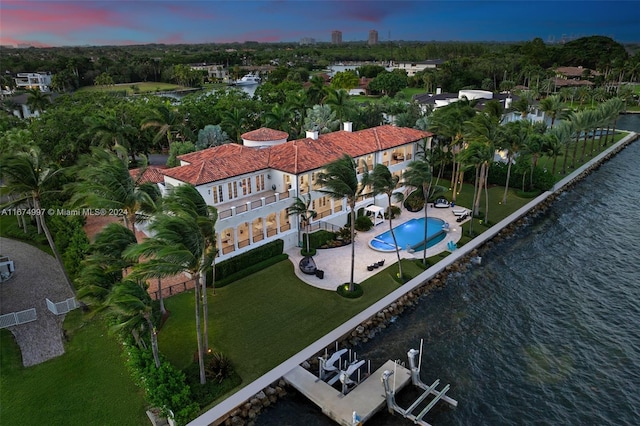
<box><xmin>305</xmin><ymin>129</ymin><xmax>319</xmax><ymax>140</ymax></box>
<box><xmin>343</xmin><ymin>121</ymin><xmax>353</xmax><ymax>132</ymax></box>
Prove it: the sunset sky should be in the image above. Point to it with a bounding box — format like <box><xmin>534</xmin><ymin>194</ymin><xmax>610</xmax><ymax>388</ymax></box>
<box><xmin>1</xmin><ymin>0</ymin><xmax>639</xmax><ymax>48</ymax></box>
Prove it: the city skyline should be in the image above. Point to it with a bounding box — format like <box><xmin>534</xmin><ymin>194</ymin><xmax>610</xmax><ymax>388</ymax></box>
<box><xmin>1</xmin><ymin>0</ymin><xmax>639</xmax><ymax>48</ymax></box>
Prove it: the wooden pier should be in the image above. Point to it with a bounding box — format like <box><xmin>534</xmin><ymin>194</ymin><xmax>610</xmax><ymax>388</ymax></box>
<box><xmin>284</xmin><ymin>360</ymin><xmax>412</xmax><ymax>426</ymax></box>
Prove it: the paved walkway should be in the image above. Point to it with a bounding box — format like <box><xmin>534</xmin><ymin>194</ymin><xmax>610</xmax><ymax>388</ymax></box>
<box><xmin>0</xmin><ymin>237</ymin><xmax>74</xmax><ymax>366</ymax></box>
<box><xmin>286</xmin><ymin>205</ymin><xmax>466</xmax><ymax>290</ymax></box>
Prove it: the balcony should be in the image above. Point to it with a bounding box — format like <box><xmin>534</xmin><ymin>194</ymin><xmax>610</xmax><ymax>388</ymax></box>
<box><xmin>216</xmin><ymin>189</ymin><xmax>292</xmax><ymax>219</ymax></box>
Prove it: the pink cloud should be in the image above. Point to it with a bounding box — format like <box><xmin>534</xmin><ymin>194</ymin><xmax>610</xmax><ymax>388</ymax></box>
<box><xmin>1</xmin><ymin>1</ymin><xmax>134</xmax><ymax>38</ymax></box>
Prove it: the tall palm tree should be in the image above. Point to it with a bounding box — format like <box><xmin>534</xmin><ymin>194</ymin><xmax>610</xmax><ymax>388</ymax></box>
<box><xmin>403</xmin><ymin>160</ymin><xmax>437</xmax><ymax>266</ymax></box>
<box><xmin>361</xmin><ymin>164</ymin><xmax>405</xmax><ymax>280</ymax></box>
<box><xmin>288</xmin><ymin>194</ymin><xmax>317</xmax><ymax>252</ymax></box>
<box><xmin>264</xmin><ymin>103</ymin><xmax>294</xmax><ymax>135</ymax></box>
<box><xmin>317</xmin><ymin>154</ymin><xmax>363</xmax><ymax>292</ymax></box>
<box><xmin>539</xmin><ymin>95</ymin><xmax>563</xmax><ymax>128</ymax></box>
<box><xmin>70</xmin><ymin>148</ymin><xmax>155</xmax><ymax>233</ymax></box>
<box><xmin>0</xmin><ymin>148</ymin><xmax>75</xmax><ymax>295</ymax></box>
<box><xmin>83</xmin><ymin>109</ymin><xmax>137</xmax><ymax>161</ymax></box>
<box><xmin>125</xmin><ymin>184</ymin><xmax>215</xmax><ymax>384</ymax></box>
<box><xmin>108</xmin><ymin>280</ymin><xmax>161</xmax><ymax>368</ymax></box>
<box><xmin>567</xmin><ymin>110</ymin><xmax>589</xmax><ymax>169</ymax></box>
<box><xmin>544</xmin><ymin>123</ymin><xmax>570</xmax><ymax>176</ymax></box>
<box><xmin>500</xmin><ymin>120</ymin><xmax>528</xmax><ymax>204</ymax></box>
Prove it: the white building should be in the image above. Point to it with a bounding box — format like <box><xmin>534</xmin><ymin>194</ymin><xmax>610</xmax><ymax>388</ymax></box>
<box><xmin>14</xmin><ymin>72</ymin><xmax>52</xmax><ymax>92</ymax></box>
<box><xmin>141</xmin><ymin>124</ymin><xmax>431</xmax><ymax>261</ymax></box>
<box><xmin>393</xmin><ymin>60</ymin><xmax>444</xmax><ymax>76</ymax></box>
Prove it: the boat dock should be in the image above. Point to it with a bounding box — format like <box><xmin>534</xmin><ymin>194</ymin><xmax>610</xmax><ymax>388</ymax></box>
<box><xmin>284</xmin><ymin>360</ymin><xmax>412</xmax><ymax>425</ymax></box>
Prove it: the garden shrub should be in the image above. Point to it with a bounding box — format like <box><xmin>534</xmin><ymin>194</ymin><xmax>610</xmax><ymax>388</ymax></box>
<box><xmin>355</xmin><ymin>215</ymin><xmax>373</xmax><ymax>232</ymax></box>
<box><xmin>308</xmin><ymin>230</ymin><xmax>335</xmax><ymax>248</ymax></box>
<box><xmin>184</xmin><ymin>351</ymin><xmax>242</xmax><ymax>408</ymax></box>
<box><xmin>125</xmin><ymin>344</ymin><xmax>199</xmax><ymax>425</ymax></box>
<box><xmin>404</xmin><ymin>189</ymin><xmax>425</xmax><ymax>212</ymax></box>
<box><xmin>213</xmin><ymin>253</ymin><xmax>288</xmax><ymax>288</ymax></box>
<box><xmin>385</xmin><ymin>205</ymin><xmax>401</xmax><ymax>220</ymax></box>
<box><xmin>336</xmin><ymin>283</ymin><xmax>363</xmax><ymax>298</ymax></box>
<box><xmin>213</xmin><ymin>239</ymin><xmax>284</xmax><ymax>281</ymax></box>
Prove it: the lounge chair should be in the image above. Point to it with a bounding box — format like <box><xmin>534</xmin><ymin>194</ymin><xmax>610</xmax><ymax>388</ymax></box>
<box><xmin>456</xmin><ymin>212</ymin><xmax>470</xmax><ymax>222</ymax></box>
<box><xmin>452</xmin><ymin>207</ymin><xmax>468</xmax><ymax>216</ymax></box>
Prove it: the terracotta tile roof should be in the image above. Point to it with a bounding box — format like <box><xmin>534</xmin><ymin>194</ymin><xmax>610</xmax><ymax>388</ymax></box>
<box><xmin>241</xmin><ymin>127</ymin><xmax>288</xmax><ymax>141</ymax></box>
<box><xmin>165</xmin><ymin>125</ymin><xmax>431</xmax><ymax>185</ymax></box>
<box><xmin>165</xmin><ymin>147</ymin><xmax>270</xmax><ymax>185</ymax></box>
<box><xmin>129</xmin><ymin>166</ymin><xmax>166</xmax><ymax>184</ymax></box>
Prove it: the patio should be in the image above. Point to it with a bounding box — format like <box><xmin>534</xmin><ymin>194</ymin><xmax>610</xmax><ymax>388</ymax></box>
<box><xmin>286</xmin><ymin>205</ymin><xmax>467</xmax><ymax>290</ymax></box>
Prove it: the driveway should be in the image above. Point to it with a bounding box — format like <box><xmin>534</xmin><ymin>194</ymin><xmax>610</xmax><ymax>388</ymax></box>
<box><xmin>0</xmin><ymin>237</ymin><xmax>74</xmax><ymax>366</ymax></box>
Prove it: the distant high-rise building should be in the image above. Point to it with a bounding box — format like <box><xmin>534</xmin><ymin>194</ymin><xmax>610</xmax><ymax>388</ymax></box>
<box><xmin>300</xmin><ymin>37</ymin><xmax>316</xmax><ymax>45</ymax></box>
<box><xmin>368</xmin><ymin>30</ymin><xmax>378</xmax><ymax>45</ymax></box>
<box><xmin>331</xmin><ymin>30</ymin><xmax>342</xmax><ymax>44</ymax></box>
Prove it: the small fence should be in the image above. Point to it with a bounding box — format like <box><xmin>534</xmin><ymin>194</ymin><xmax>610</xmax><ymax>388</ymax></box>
<box><xmin>46</xmin><ymin>297</ymin><xmax>80</xmax><ymax>315</ymax></box>
<box><xmin>150</xmin><ymin>279</ymin><xmax>196</xmax><ymax>301</ymax></box>
<box><xmin>0</xmin><ymin>308</ymin><xmax>37</xmax><ymax>329</ymax></box>
<box><xmin>308</xmin><ymin>221</ymin><xmax>343</xmax><ymax>233</ymax></box>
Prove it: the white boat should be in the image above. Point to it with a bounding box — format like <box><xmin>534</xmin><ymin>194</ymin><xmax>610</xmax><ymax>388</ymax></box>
<box><xmin>233</xmin><ymin>73</ymin><xmax>261</xmax><ymax>86</ymax></box>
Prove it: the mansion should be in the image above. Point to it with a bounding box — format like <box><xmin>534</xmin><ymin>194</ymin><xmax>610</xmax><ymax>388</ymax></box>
<box><xmin>136</xmin><ymin>124</ymin><xmax>431</xmax><ymax>261</ymax></box>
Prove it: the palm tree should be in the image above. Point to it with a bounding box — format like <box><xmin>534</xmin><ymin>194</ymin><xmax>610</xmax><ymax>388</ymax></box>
<box><xmin>125</xmin><ymin>184</ymin><xmax>215</xmax><ymax>384</ymax></box>
<box><xmin>544</xmin><ymin>123</ymin><xmax>570</xmax><ymax>176</ymax></box>
<box><xmin>361</xmin><ymin>164</ymin><xmax>405</xmax><ymax>280</ymax></box>
<box><xmin>70</xmin><ymin>148</ymin><xmax>155</xmax><ymax>233</ymax></box>
<box><xmin>221</xmin><ymin>107</ymin><xmax>248</xmax><ymax>143</ymax></box>
<box><xmin>500</xmin><ymin>121</ymin><xmax>528</xmax><ymax>204</ymax></box>
<box><xmin>83</xmin><ymin>110</ymin><xmax>137</xmax><ymax>161</ymax></box>
<box><xmin>403</xmin><ymin>160</ymin><xmax>434</xmax><ymax>266</ymax></box>
<box><xmin>539</xmin><ymin>95</ymin><xmax>563</xmax><ymax>128</ymax></box>
<box><xmin>324</xmin><ymin>88</ymin><xmax>353</xmax><ymax>123</ymax></box>
<box><xmin>141</xmin><ymin>103</ymin><xmax>187</xmax><ymax>150</ymax></box>
<box><xmin>264</xmin><ymin>103</ymin><xmax>294</xmax><ymax>135</ymax></box>
<box><xmin>567</xmin><ymin>110</ymin><xmax>589</xmax><ymax>169</ymax></box>
<box><xmin>0</xmin><ymin>148</ymin><xmax>75</xmax><ymax>294</ymax></box>
<box><xmin>25</xmin><ymin>88</ymin><xmax>50</xmax><ymax>116</ymax></box>
<box><xmin>288</xmin><ymin>194</ymin><xmax>317</xmax><ymax>252</ymax></box>
<box><xmin>317</xmin><ymin>154</ymin><xmax>363</xmax><ymax>292</ymax></box>
<box><xmin>306</xmin><ymin>75</ymin><xmax>327</xmax><ymax>106</ymax></box>
<box><xmin>108</xmin><ymin>280</ymin><xmax>161</xmax><ymax>368</ymax></box>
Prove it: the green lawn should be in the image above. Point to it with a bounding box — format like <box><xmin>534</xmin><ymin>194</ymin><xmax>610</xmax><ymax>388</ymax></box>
<box><xmin>76</xmin><ymin>81</ymin><xmax>189</xmax><ymax>95</ymax></box>
<box><xmin>158</xmin><ymin>259</ymin><xmax>424</xmax><ymax>383</ymax></box>
<box><xmin>0</xmin><ymin>311</ymin><xmax>148</xmax><ymax>425</ymax></box>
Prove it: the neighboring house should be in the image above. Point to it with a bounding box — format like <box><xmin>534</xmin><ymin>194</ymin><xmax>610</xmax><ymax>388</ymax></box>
<box><xmin>14</xmin><ymin>72</ymin><xmax>52</xmax><ymax>92</ymax></box>
<box><xmin>552</xmin><ymin>66</ymin><xmax>599</xmax><ymax>88</ymax></box>
<box><xmin>393</xmin><ymin>60</ymin><xmax>445</xmax><ymax>76</ymax></box>
<box><xmin>143</xmin><ymin>124</ymin><xmax>431</xmax><ymax>261</ymax></box>
<box><xmin>413</xmin><ymin>89</ymin><xmax>520</xmax><ymax>112</ymax></box>
<box><xmin>189</xmin><ymin>63</ymin><xmax>228</xmax><ymax>82</ymax></box>
<box><xmin>7</xmin><ymin>92</ymin><xmax>58</xmax><ymax>119</ymax></box>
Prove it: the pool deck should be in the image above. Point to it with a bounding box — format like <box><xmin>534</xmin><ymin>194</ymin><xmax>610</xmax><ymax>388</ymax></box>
<box><xmin>286</xmin><ymin>205</ymin><xmax>467</xmax><ymax>291</ymax></box>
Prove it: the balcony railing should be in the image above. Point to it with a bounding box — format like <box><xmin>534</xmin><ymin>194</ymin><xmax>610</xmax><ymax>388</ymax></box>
<box><xmin>216</xmin><ymin>190</ymin><xmax>291</xmax><ymax>220</ymax></box>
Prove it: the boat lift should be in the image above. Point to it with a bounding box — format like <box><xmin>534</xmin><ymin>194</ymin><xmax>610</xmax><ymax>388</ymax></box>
<box><xmin>381</xmin><ymin>343</ymin><xmax>458</xmax><ymax>425</ymax></box>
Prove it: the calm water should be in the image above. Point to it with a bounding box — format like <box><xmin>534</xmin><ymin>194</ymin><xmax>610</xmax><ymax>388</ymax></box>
<box><xmin>256</xmin><ymin>115</ymin><xmax>640</xmax><ymax>426</ymax></box>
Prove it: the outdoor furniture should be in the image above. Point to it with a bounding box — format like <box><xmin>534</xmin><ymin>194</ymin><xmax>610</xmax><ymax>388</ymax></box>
<box><xmin>434</xmin><ymin>198</ymin><xmax>450</xmax><ymax>208</ymax></box>
<box><xmin>315</xmin><ymin>269</ymin><xmax>325</xmax><ymax>279</ymax></box>
<box><xmin>452</xmin><ymin>207</ymin><xmax>468</xmax><ymax>216</ymax></box>
<box><xmin>377</xmin><ymin>259</ymin><xmax>385</xmax><ymax>267</ymax></box>
<box><xmin>299</xmin><ymin>256</ymin><xmax>317</xmax><ymax>275</ymax></box>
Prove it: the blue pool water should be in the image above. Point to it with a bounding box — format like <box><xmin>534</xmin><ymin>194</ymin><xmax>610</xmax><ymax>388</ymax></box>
<box><xmin>369</xmin><ymin>217</ymin><xmax>447</xmax><ymax>252</ymax></box>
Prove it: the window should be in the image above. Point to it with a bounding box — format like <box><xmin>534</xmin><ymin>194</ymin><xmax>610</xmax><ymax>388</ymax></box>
<box><xmin>228</xmin><ymin>182</ymin><xmax>238</xmax><ymax>200</ymax></box>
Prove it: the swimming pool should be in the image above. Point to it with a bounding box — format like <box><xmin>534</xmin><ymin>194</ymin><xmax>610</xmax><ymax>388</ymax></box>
<box><xmin>368</xmin><ymin>217</ymin><xmax>447</xmax><ymax>252</ymax></box>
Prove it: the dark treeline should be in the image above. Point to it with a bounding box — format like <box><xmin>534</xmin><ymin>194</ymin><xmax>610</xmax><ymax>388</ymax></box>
<box><xmin>2</xmin><ymin>37</ymin><xmax>638</xmax><ymax>92</ymax></box>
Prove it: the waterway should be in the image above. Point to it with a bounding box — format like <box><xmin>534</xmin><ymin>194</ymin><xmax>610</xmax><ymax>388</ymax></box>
<box><xmin>255</xmin><ymin>115</ymin><xmax>640</xmax><ymax>425</ymax></box>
